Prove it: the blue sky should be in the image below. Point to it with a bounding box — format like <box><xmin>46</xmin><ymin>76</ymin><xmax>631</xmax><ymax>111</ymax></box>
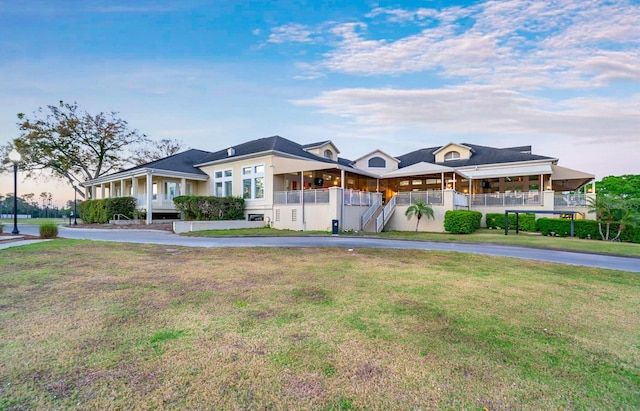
<box><xmin>1</xmin><ymin>0</ymin><xmax>639</xmax><ymax>205</ymax></box>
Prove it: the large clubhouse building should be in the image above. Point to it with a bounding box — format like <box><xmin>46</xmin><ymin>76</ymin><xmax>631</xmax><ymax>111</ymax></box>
<box><xmin>82</xmin><ymin>136</ymin><xmax>595</xmax><ymax>232</ymax></box>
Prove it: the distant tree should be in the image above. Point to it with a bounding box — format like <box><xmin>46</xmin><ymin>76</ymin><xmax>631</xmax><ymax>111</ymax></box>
<box><xmin>596</xmin><ymin>175</ymin><xmax>640</xmax><ymax>199</ymax></box>
<box><xmin>404</xmin><ymin>200</ymin><xmax>435</xmax><ymax>232</ymax></box>
<box><xmin>0</xmin><ymin>101</ymin><xmax>148</xmax><ymax>199</ymax></box>
<box><xmin>131</xmin><ymin>138</ymin><xmax>184</xmax><ymax>165</ymax></box>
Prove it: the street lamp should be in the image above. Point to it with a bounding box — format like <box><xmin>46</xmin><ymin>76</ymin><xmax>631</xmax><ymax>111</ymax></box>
<box><xmin>8</xmin><ymin>149</ymin><xmax>21</xmax><ymax>235</ymax></box>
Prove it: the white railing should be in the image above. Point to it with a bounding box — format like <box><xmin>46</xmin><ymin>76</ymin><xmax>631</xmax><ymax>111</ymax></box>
<box><xmin>304</xmin><ymin>189</ymin><xmax>330</xmax><ymax>204</ymax></box>
<box><xmin>395</xmin><ymin>190</ymin><xmax>444</xmax><ymax>205</ymax></box>
<box><xmin>135</xmin><ymin>195</ymin><xmax>176</xmax><ymax>209</ymax></box>
<box><xmin>375</xmin><ymin>196</ymin><xmax>397</xmax><ymax>232</ymax></box>
<box><xmin>470</xmin><ymin>192</ymin><xmax>541</xmax><ymax>207</ymax></box>
<box><xmin>344</xmin><ymin>190</ymin><xmax>380</xmax><ymax>206</ymax></box>
<box><xmin>273</xmin><ymin>189</ymin><xmax>330</xmax><ymax>205</ymax></box>
<box><xmin>361</xmin><ymin>194</ymin><xmax>383</xmax><ymax>229</ymax></box>
<box><xmin>554</xmin><ymin>193</ymin><xmax>588</xmax><ymax>207</ymax></box>
<box><xmin>454</xmin><ymin>192</ymin><xmax>468</xmax><ymax>208</ymax></box>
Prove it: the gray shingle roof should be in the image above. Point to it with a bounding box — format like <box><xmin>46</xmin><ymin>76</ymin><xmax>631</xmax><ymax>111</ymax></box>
<box><xmin>123</xmin><ymin>148</ymin><xmax>212</xmax><ymax>175</ymax></box>
<box><xmin>396</xmin><ymin>143</ymin><xmax>554</xmax><ymax>168</ymax></box>
<box><xmin>196</xmin><ymin>135</ymin><xmax>340</xmax><ymax>166</ymax></box>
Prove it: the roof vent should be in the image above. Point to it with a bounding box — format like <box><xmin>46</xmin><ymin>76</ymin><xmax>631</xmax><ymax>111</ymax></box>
<box><xmin>227</xmin><ymin>147</ymin><xmax>235</xmax><ymax>157</ymax></box>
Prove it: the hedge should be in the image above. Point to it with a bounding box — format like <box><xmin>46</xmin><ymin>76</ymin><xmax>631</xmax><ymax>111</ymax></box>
<box><xmin>536</xmin><ymin>218</ymin><xmax>639</xmax><ymax>243</ymax></box>
<box><xmin>486</xmin><ymin>213</ymin><xmax>536</xmax><ymax>232</ymax></box>
<box><xmin>444</xmin><ymin>210</ymin><xmax>482</xmax><ymax>234</ymax></box>
<box><xmin>173</xmin><ymin>196</ymin><xmax>245</xmax><ymax>221</ymax></box>
<box><xmin>79</xmin><ymin>197</ymin><xmax>137</xmax><ymax>224</ymax></box>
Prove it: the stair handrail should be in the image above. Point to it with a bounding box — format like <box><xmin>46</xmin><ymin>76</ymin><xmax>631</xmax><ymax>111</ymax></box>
<box><xmin>360</xmin><ymin>194</ymin><xmax>382</xmax><ymax>229</ymax></box>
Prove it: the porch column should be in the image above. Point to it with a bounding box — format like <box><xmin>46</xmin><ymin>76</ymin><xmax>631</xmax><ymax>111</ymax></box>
<box><xmin>591</xmin><ymin>181</ymin><xmax>596</xmax><ymax>193</ymax></box>
<box><xmin>340</xmin><ymin>169</ymin><xmax>345</xmax><ymax>189</ymax></box>
<box><xmin>468</xmin><ymin>179</ymin><xmax>472</xmax><ymax>195</ymax></box>
<box><xmin>146</xmin><ymin>172</ymin><xmax>153</xmax><ymax>224</ymax></box>
<box><xmin>120</xmin><ymin>179</ymin><xmax>125</xmax><ymax>197</ymax></box>
<box><xmin>441</xmin><ymin>172</ymin><xmax>445</xmax><ymax>191</ymax></box>
<box><xmin>109</xmin><ymin>181</ymin><xmax>115</xmax><ymax>198</ymax></box>
<box><xmin>101</xmin><ymin>184</ymin><xmax>105</xmax><ymax>199</ymax></box>
<box><xmin>300</xmin><ymin>171</ymin><xmax>305</xmax><ymax>231</ymax></box>
<box><xmin>452</xmin><ymin>173</ymin><xmax>456</xmax><ymax>191</ymax></box>
<box><xmin>85</xmin><ymin>186</ymin><xmax>91</xmax><ymax>199</ymax></box>
<box><xmin>181</xmin><ymin>178</ymin><xmax>186</xmax><ymax>196</ymax></box>
<box><xmin>132</xmin><ymin>177</ymin><xmax>138</xmax><ymax>197</ymax></box>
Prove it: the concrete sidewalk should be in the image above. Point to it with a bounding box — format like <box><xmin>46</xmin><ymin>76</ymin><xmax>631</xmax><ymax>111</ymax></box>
<box><xmin>0</xmin><ymin>235</ymin><xmax>50</xmax><ymax>250</ymax></box>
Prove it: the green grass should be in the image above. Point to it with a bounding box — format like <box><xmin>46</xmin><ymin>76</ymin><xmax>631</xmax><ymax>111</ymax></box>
<box><xmin>0</xmin><ymin>240</ymin><xmax>638</xmax><ymax>409</ymax></box>
<box><xmin>183</xmin><ymin>226</ymin><xmax>640</xmax><ymax>258</ymax></box>
<box><xmin>0</xmin><ymin>218</ymin><xmax>71</xmax><ymax>226</ymax></box>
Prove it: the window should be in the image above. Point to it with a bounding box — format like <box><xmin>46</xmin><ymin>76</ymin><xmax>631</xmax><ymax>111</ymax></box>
<box><xmin>214</xmin><ymin>169</ymin><xmax>233</xmax><ymax>197</ymax></box>
<box><xmin>368</xmin><ymin>156</ymin><xmax>386</xmax><ymax>168</ymax></box>
<box><xmin>444</xmin><ymin>151</ymin><xmax>460</xmax><ymax>161</ymax></box>
<box><xmin>242</xmin><ymin>164</ymin><xmax>265</xmax><ymax>200</ymax></box>
<box><xmin>152</xmin><ymin>183</ymin><xmax>157</xmax><ymax>200</ymax></box>
<box><xmin>324</xmin><ymin>149</ymin><xmax>333</xmax><ymax>159</ymax></box>
<box><xmin>164</xmin><ymin>181</ymin><xmax>178</xmax><ymax>200</ymax></box>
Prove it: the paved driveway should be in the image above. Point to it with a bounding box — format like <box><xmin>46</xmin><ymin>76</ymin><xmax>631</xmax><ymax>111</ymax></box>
<box><xmin>11</xmin><ymin>224</ymin><xmax>640</xmax><ymax>273</ymax></box>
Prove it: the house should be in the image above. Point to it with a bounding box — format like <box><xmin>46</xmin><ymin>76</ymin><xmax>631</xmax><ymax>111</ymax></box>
<box><xmin>82</xmin><ymin>136</ymin><xmax>595</xmax><ymax>232</ymax></box>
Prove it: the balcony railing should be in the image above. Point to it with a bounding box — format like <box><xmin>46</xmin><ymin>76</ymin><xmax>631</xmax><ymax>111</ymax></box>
<box><xmin>554</xmin><ymin>193</ymin><xmax>588</xmax><ymax>207</ymax></box>
<box><xmin>135</xmin><ymin>195</ymin><xmax>177</xmax><ymax>209</ymax></box>
<box><xmin>274</xmin><ymin>189</ymin><xmax>330</xmax><ymax>205</ymax></box>
<box><xmin>470</xmin><ymin>192</ymin><xmax>541</xmax><ymax>207</ymax></box>
<box><xmin>344</xmin><ymin>190</ymin><xmax>380</xmax><ymax>206</ymax></box>
<box><xmin>396</xmin><ymin>190</ymin><xmax>444</xmax><ymax>206</ymax></box>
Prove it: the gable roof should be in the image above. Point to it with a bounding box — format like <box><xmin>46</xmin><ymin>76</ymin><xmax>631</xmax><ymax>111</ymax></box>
<box><xmin>351</xmin><ymin>149</ymin><xmax>400</xmax><ymax>164</ymax></box>
<box><xmin>119</xmin><ymin>148</ymin><xmax>212</xmax><ymax>176</ymax></box>
<box><xmin>397</xmin><ymin>143</ymin><xmax>555</xmax><ymax>168</ymax></box>
<box><xmin>195</xmin><ymin>135</ymin><xmax>341</xmax><ymax>167</ymax></box>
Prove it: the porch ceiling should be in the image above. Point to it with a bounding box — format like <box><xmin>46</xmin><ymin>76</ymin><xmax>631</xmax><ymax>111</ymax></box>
<box><xmin>462</xmin><ymin>164</ymin><xmax>552</xmax><ymax>179</ymax></box>
<box><xmin>551</xmin><ymin>164</ymin><xmax>594</xmax><ymax>191</ymax></box>
<box><xmin>272</xmin><ymin>157</ymin><xmax>338</xmax><ymax>174</ymax></box>
<box><xmin>382</xmin><ymin>162</ymin><xmax>455</xmax><ymax>178</ymax></box>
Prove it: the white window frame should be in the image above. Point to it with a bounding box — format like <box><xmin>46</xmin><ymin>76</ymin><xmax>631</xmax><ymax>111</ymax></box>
<box><xmin>214</xmin><ymin>169</ymin><xmax>233</xmax><ymax>197</ymax></box>
<box><xmin>242</xmin><ymin>164</ymin><xmax>265</xmax><ymax>200</ymax></box>
<box><xmin>444</xmin><ymin>151</ymin><xmax>461</xmax><ymax>161</ymax></box>
<box><xmin>164</xmin><ymin>180</ymin><xmax>178</xmax><ymax>200</ymax></box>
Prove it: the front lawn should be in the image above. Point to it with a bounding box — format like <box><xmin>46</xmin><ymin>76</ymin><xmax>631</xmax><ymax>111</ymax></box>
<box><xmin>1</xmin><ymin>241</ymin><xmax>638</xmax><ymax>409</ymax></box>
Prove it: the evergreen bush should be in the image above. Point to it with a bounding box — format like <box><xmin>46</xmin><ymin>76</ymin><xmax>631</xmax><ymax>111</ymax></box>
<box><xmin>78</xmin><ymin>197</ymin><xmax>137</xmax><ymax>223</ymax></box>
<box><xmin>444</xmin><ymin>210</ymin><xmax>482</xmax><ymax>234</ymax></box>
<box><xmin>173</xmin><ymin>196</ymin><xmax>245</xmax><ymax>221</ymax></box>
<box><xmin>486</xmin><ymin>213</ymin><xmax>536</xmax><ymax>231</ymax></box>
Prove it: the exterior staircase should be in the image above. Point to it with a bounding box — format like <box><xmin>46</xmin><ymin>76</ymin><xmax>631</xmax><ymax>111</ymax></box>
<box><xmin>362</xmin><ymin>207</ymin><xmax>384</xmax><ymax>232</ymax></box>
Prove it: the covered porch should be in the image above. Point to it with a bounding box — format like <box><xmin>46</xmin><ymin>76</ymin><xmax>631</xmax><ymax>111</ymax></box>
<box><xmin>83</xmin><ymin>170</ymin><xmax>209</xmax><ymax>224</ymax></box>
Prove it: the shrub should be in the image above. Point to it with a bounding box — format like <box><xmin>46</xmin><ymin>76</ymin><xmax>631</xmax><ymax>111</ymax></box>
<box><xmin>486</xmin><ymin>213</ymin><xmax>536</xmax><ymax>232</ymax></box>
<box><xmin>79</xmin><ymin>197</ymin><xmax>137</xmax><ymax>224</ymax></box>
<box><xmin>173</xmin><ymin>196</ymin><xmax>245</xmax><ymax>221</ymax></box>
<box><xmin>535</xmin><ymin>218</ymin><xmax>639</xmax><ymax>243</ymax></box>
<box><xmin>444</xmin><ymin>210</ymin><xmax>482</xmax><ymax>234</ymax></box>
<box><xmin>39</xmin><ymin>222</ymin><xmax>58</xmax><ymax>239</ymax></box>
<box><xmin>0</xmin><ymin>223</ymin><xmax>3</xmax><ymax>234</ymax></box>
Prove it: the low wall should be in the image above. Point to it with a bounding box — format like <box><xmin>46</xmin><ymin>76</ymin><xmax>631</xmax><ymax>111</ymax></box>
<box><xmin>173</xmin><ymin>220</ymin><xmax>265</xmax><ymax>233</ymax></box>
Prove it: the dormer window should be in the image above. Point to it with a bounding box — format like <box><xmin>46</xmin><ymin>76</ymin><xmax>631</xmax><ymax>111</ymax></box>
<box><xmin>368</xmin><ymin>156</ymin><xmax>386</xmax><ymax>168</ymax></box>
<box><xmin>324</xmin><ymin>149</ymin><xmax>333</xmax><ymax>160</ymax></box>
<box><xmin>444</xmin><ymin>151</ymin><xmax>460</xmax><ymax>161</ymax></box>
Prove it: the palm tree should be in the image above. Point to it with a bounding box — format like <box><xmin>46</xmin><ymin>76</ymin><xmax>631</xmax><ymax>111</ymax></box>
<box><xmin>404</xmin><ymin>200</ymin><xmax>435</xmax><ymax>232</ymax></box>
<box><xmin>587</xmin><ymin>195</ymin><xmax>638</xmax><ymax>241</ymax></box>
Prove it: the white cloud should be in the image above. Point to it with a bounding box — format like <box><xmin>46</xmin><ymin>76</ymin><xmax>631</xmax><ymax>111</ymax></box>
<box><xmin>292</xmin><ymin>86</ymin><xmax>640</xmax><ymax>143</ymax></box>
<box><xmin>295</xmin><ymin>0</ymin><xmax>640</xmax><ymax>91</ymax></box>
<box><xmin>268</xmin><ymin>23</ymin><xmax>315</xmax><ymax>44</ymax></box>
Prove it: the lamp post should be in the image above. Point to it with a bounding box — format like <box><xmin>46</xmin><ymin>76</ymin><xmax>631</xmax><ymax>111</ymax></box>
<box><xmin>73</xmin><ymin>186</ymin><xmax>78</xmax><ymax>225</ymax></box>
<box><xmin>8</xmin><ymin>149</ymin><xmax>21</xmax><ymax>235</ymax></box>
